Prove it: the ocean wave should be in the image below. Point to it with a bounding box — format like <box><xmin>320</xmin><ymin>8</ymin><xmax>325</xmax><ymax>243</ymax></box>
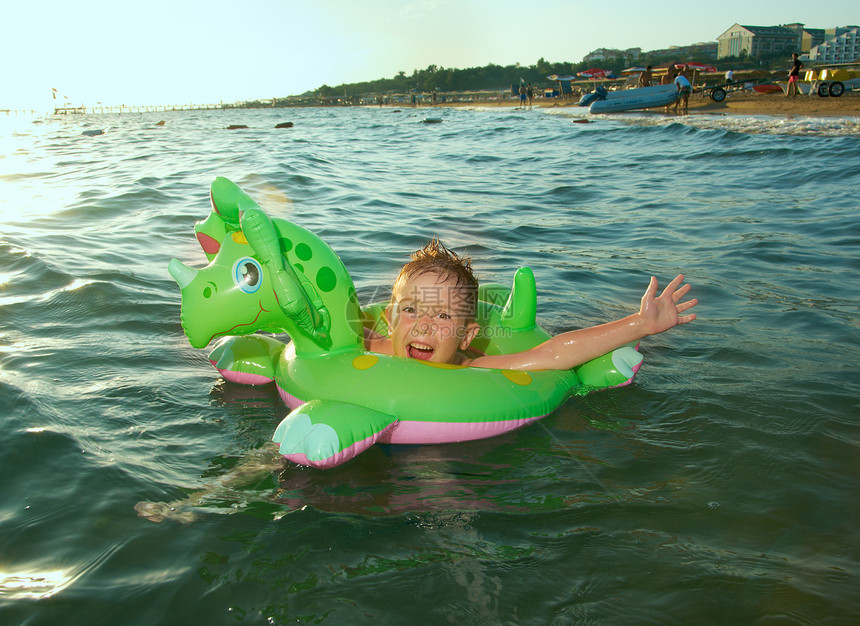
<box><xmin>1</xmin><ymin>105</ymin><xmax>858</xmax><ymax>623</ymax></box>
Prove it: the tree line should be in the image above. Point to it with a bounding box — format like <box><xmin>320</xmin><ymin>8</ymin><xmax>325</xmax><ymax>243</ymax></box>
<box><xmin>314</xmin><ymin>58</ymin><xmax>575</xmax><ymax>98</ymax></box>
<box><xmin>242</xmin><ymin>50</ymin><xmax>797</xmax><ymax>107</ymax></box>
<box><xmin>309</xmin><ymin>52</ymin><xmax>799</xmax><ymax>99</ymax></box>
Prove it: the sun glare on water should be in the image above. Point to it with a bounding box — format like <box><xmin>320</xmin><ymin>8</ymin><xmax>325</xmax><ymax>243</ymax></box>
<box><xmin>0</xmin><ymin>118</ymin><xmax>88</xmax><ymax>224</ymax></box>
<box><xmin>0</xmin><ymin>569</ymin><xmax>72</xmax><ymax>600</ymax></box>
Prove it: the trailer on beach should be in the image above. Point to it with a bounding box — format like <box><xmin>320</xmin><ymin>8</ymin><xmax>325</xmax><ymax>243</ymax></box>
<box><xmin>700</xmin><ymin>79</ymin><xmax>780</xmax><ymax>102</ymax></box>
<box><xmin>783</xmin><ymin>67</ymin><xmax>860</xmax><ymax>98</ymax></box>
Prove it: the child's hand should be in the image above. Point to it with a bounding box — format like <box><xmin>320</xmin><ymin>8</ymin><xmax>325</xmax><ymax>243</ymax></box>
<box><xmin>638</xmin><ymin>274</ymin><xmax>698</xmax><ymax>335</ymax></box>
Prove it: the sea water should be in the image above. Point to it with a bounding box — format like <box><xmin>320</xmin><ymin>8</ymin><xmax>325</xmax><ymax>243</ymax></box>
<box><xmin>1</xmin><ymin>105</ymin><xmax>858</xmax><ymax>624</ymax></box>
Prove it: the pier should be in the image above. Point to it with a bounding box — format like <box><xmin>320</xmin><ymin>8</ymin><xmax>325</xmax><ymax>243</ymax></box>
<box><xmin>3</xmin><ymin>102</ymin><xmax>242</xmax><ymax>116</ymax></box>
<box><xmin>1</xmin><ymin>108</ymin><xmax>42</xmax><ymax>116</ymax></box>
<box><xmin>53</xmin><ymin>102</ymin><xmax>241</xmax><ymax>115</ymax></box>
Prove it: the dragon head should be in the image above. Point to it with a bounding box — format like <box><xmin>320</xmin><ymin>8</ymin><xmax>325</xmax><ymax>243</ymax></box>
<box><xmin>169</xmin><ymin>178</ymin><xmax>364</xmax><ymax>355</ymax></box>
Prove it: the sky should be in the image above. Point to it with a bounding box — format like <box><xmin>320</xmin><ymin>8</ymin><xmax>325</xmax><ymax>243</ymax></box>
<box><xmin>3</xmin><ymin>0</ymin><xmax>857</xmax><ymax>111</ymax></box>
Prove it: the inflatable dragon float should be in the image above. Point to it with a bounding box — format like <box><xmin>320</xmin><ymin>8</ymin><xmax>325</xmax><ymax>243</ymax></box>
<box><xmin>168</xmin><ymin>178</ymin><xmax>643</xmax><ymax>468</ymax></box>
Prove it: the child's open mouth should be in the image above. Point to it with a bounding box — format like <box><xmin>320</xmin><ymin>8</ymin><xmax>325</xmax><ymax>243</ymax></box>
<box><xmin>406</xmin><ymin>342</ymin><xmax>435</xmax><ymax>361</ymax></box>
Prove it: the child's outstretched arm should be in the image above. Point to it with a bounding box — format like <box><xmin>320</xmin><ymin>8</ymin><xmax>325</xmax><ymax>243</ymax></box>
<box><xmin>465</xmin><ymin>274</ymin><xmax>697</xmax><ymax>371</ymax></box>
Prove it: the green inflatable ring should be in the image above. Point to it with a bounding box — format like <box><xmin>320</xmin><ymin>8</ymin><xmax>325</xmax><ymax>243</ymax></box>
<box><xmin>169</xmin><ymin>178</ymin><xmax>643</xmax><ymax>468</ymax></box>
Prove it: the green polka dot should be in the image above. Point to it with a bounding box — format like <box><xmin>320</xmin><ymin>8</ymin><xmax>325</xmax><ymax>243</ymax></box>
<box><xmin>295</xmin><ymin>243</ymin><xmax>313</xmax><ymax>261</ymax></box>
<box><xmin>295</xmin><ymin>263</ymin><xmax>304</xmax><ymax>273</ymax></box>
<box><xmin>279</xmin><ymin>237</ymin><xmax>293</xmax><ymax>252</ymax></box>
<box><xmin>316</xmin><ymin>266</ymin><xmax>337</xmax><ymax>292</ymax></box>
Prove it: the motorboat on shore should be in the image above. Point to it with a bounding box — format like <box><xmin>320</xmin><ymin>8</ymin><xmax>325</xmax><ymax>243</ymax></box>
<box><xmin>586</xmin><ymin>84</ymin><xmax>679</xmax><ymax>114</ymax></box>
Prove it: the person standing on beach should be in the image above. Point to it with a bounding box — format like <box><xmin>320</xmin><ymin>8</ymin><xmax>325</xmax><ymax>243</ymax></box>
<box><xmin>661</xmin><ymin>64</ymin><xmax>677</xmax><ymax>85</ymax></box>
<box><xmin>658</xmin><ymin>64</ymin><xmax>676</xmax><ymax>111</ymax></box>
<box><xmin>639</xmin><ymin>65</ymin><xmax>653</xmax><ymax>87</ymax></box>
<box><xmin>674</xmin><ymin>67</ymin><xmax>692</xmax><ymax>112</ymax></box>
<box><xmin>787</xmin><ymin>53</ymin><xmax>803</xmax><ymax>97</ymax></box>
<box><xmin>725</xmin><ymin>68</ymin><xmax>734</xmax><ymax>84</ymax></box>
<box><xmin>527</xmin><ymin>83</ymin><xmax>534</xmax><ymax>109</ymax></box>
<box><xmin>661</xmin><ymin>64</ymin><xmax>678</xmax><ymax>111</ymax></box>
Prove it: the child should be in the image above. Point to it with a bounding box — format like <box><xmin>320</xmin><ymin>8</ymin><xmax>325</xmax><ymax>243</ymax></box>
<box><xmin>138</xmin><ymin>241</ymin><xmax>697</xmax><ymax>520</ymax></box>
<box><xmin>366</xmin><ymin>240</ymin><xmax>697</xmax><ymax>370</ymax></box>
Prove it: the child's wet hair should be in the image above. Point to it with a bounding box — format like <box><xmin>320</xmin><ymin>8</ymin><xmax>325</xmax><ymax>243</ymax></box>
<box><xmin>393</xmin><ymin>238</ymin><xmax>479</xmax><ymax>319</ymax></box>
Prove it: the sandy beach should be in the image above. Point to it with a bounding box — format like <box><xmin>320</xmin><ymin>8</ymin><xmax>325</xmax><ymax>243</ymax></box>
<box><xmin>672</xmin><ymin>90</ymin><xmax>858</xmax><ymax>116</ymax></box>
<box><xmin>433</xmin><ymin>90</ymin><xmax>860</xmax><ymax>117</ymax></box>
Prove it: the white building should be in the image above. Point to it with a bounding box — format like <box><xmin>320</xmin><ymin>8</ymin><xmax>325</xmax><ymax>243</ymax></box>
<box><xmin>808</xmin><ymin>27</ymin><xmax>860</xmax><ymax>63</ymax></box>
<box><xmin>583</xmin><ymin>48</ymin><xmax>642</xmax><ymax>63</ymax></box>
<box><xmin>716</xmin><ymin>24</ymin><xmax>800</xmax><ymax>59</ymax></box>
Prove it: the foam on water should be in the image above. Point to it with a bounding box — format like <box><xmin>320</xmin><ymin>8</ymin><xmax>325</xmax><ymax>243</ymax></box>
<box><xmin>547</xmin><ymin>105</ymin><xmax>860</xmax><ymax>137</ymax></box>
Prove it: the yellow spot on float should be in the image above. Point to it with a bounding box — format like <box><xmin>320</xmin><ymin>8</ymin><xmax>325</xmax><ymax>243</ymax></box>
<box><xmin>502</xmin><ymin>369</ymin><xmax>532</xmax><ymax>386</ymax></box>
<box><xmin>352</xmin><ymin>354</ymin><xmax>379</xmax><ymax>370</ymax></box>
<box><xmin>232</xmin><ymin>231</ymin><xmax>248</xmax><ymax>244</ymax></box>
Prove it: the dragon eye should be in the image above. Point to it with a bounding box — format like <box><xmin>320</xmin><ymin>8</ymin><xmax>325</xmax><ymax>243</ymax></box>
<box><xmin>232</xmin><ymin>257</ymin><xmax>263</xmax><ymax>294</ymax></box>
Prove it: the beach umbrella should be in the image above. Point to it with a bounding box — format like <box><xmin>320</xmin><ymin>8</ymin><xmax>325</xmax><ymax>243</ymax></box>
<box><xmin>621</xmin><ymin>67</ymin><xmax>647</xmax><ymax>74</ymax></box>
<box><xmin>578</xmin><ymin>68</ymin><xmax>615</xmax><ymax>79</ymax></box>
<box><xmin>677</xmin><ymin>62</ymin><xmax>718</xmax><ymax>73</ymax></box>
<box><xmin>547</xmin><ymin>74</ymin><xmax>577</xmax><ymax>81</ymax></box>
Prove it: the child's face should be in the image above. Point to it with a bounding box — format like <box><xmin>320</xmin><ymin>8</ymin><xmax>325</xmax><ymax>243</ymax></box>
<box><xmin>385</xmin><ymin>270</ymin><xmax>479</xmax><ymax>364</ymax></box>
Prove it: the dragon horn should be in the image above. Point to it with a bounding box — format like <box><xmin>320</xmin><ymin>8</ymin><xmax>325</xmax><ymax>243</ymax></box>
<box><xmin>168</xmin><ymin>258</ymin><xmax>198</xmax><ymax>290</ymax></box>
